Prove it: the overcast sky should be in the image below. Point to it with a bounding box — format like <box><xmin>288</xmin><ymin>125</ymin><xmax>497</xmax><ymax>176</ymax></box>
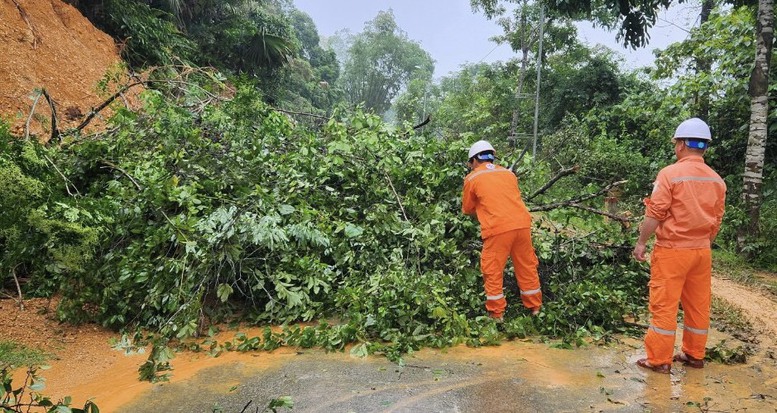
<box><xmin>292</xmin><ymin>0</ymin><xmax>701</xmax><ymax>79</ymax></box>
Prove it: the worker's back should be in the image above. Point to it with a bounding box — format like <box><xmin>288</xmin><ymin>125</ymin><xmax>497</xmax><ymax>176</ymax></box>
<box><xmin>645</xmin><ymin>156</ymin><xmax>726</xmax><ymax>249</ymax></box>
<box><xmin>462</xmin><ymin>163</ymin><xmax>532</xmax><ymax>239</ymax></box>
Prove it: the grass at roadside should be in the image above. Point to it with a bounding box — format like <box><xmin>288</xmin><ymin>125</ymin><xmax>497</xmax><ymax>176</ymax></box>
<box><xmin>713</xmin><ymin>249</ymin><xmax>777</xmax><ymax>297</ymax></box>
<box><xmin>710</xmin><ymin>297</ymin><xmax>755</xmax><ymax>339</ymax></box>
<box><xmin>708</xmin><ymin>297</ymin><xmax>756</xmax><ymax>363</ymax></box>
<box><xmin>0</xmin><ymin>341</ymin><xmax>47</xmax><ymax>369</ymax></box>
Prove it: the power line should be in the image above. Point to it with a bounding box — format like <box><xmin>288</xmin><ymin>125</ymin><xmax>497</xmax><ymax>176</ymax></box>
<box><xmin>477</xmin><ymin>43</ymin><xmax>503</xmax><ymax>64</ymax></box>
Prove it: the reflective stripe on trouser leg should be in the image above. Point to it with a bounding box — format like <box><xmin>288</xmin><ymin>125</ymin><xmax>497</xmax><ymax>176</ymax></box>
<box><xmin>645</xmin><ymin>246</ymin><xmax>686</xmax><ymax>366</ymax></box>
<box><xmin>510</xmin><ymin>228</ymin><xmax>542</xmax><ymax>309</ymax></box>
<box><xmin>645</xmin><ymin>325</ymin><xmax>676</xmax><ymax>366</ymax></box>
<box><xmin>481</xmin><ymin>233</ymin><xmax>511</xmax><ymax>316</ymax></box>
<box><xmin>680</xmin><ymin>248</ymin><xmax>712</xmax><ymax>360</ymax></box>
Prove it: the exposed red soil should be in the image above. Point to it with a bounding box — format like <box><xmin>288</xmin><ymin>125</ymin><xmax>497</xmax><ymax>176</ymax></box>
<box><xmin>0</xmin><ymin>0</ymin><xmax>138</xmax><ymax>139</ymax></box>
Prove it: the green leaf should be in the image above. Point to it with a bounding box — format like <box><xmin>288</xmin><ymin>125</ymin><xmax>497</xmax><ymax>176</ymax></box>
<box><xmin>344</xmin><ymin>223</ymin><xmax>363</xmax><ymax>238</ymax></box>
<box><xmin>29</xmin><ymin>380</ymin><xmax>46</xmax><ymax>391</ymax></box>
<box><xmin>349</xmin><ymin>343</ymin><xmax>368</xmax><ymax>358</ymax></box>
<box><xmin>217</xmin><ymin>284</ymin><xmax>233</xmax><ymax>303</ymax></box>
<box><xmin>268</xmin><ymin>396</ymin><xmax>293</xmax><ymax>409</ymax></box>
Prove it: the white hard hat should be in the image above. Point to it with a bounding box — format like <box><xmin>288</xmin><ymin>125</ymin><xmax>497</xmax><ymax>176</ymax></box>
<box><xmin>468</xmin><ymin>140</ymin><xmax>495</xmax><ymax>160</ymax></box>
<box><xmin>674</xmin><ymin>118</ymin><xmax>712</xmax><ymax>140</ymax></box>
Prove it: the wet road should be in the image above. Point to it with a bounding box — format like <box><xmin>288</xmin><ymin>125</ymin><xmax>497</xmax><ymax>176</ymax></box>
<box><xmin>112</xmin><ymin>334</ymin><xmax>777</xmax><ymax>413</ymax></box>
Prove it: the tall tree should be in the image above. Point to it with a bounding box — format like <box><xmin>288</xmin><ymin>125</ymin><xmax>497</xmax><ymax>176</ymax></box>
<box><xmin>740</xmin><ymin>0</ymin><xmax>774</xmax><ymax>249</ymax></box>
<box><xmin>696</xmin><ymin>0</ymin><xmax>715</xmax><ymax>119</ymax></box>
<box><xmin>338</xmin><ymin>10</ymin><xmax>434</xmax><ymax>114</ymax></box>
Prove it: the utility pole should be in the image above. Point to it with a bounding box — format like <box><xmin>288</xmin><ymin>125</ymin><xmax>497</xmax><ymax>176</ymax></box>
<box><xmin>507</xmin><ymin>3</ymin><xmax>545</xmax><ymax>163</ymax></box>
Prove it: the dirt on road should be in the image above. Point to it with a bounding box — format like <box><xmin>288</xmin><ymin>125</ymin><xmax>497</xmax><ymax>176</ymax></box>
<box><xmin>712</xmin><ymin>276</ymin><xmax>777</xmax><ymax>342</ymax></box>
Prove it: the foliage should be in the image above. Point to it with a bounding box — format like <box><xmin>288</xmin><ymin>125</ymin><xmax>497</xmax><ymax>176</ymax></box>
<box><xmin>541</xmin><ymin>53</ymin><xmax>625</xmax><ymax>129</ymax></box>
<box><xmin>1</xmin><ymin>66</ymin><xmax>651</xmax><ymax>370</ymax></box>
<box><xmin>705</xmin><ymin>340</ymin><xmax>748</xmax><ymax>364</ymax></box>
<box><xmin>1</xmin><ymin>341</ymin><xmax>99</xmax><ymax>413</ymax></box>
<box><xmin>265</xmin><ymin>396</ymin><xmax>293</xmax><ymax>412</ymax></box>
<box><xmin>474</xmin><ymin>0</ymin><xmax>672</xmax><ymax>49</ymax></box>
<box><xmin>276</xmin><ymin>9</ymin><xmax>343</xmax><ymax>115</ymax></box>
<box><xmin>289</xmin><ymin>9</ymin><xmax>340</xmax><ymax>85</ymax></box>
<box><xmin>338</xmin><ymin>10</ymin><xmax>435</xmax><ymax>114</ymax></box>
<box><xmin>720</xmin><ymin>176</ymin><xmax>777</xmax><ymax>269</ymax></box>
<box><xmin>539</xmin><ymin>113</ymin><xmax>655</xmax><ymax>202</ymax></box>
<box><xmin>138</xmin><ymin>338</ymin><xmax>174</xmax><ymax>383</ymax></box>
<box><xmin>432</xmin><ymin>62</ymin><xmax>516</xmax><ymax>141</ymax></box>
<box><xmin>652</xmin><ymin>7</ymin><xmax>757</xmax><ymax>179</ymax></box>
<box><xmin>75</xmin><ymin>0</ymin><xmax>306</xmax><ymax>106</ymax></box>
<box><xmin>189</xmin><ymin>2</ymin><xmax>298</xmax><ymax>74</ymax></box>
<box><xmin>88</xmin><ymin>0</ymin><xmax>196</xmax><ymax>67</ymax></box>
<box><xmin>0</xmin><ymin>131</ymin><xmax>100</xmax><ymax>296</ymax></box>
<box><xmin>0</xmin><ymin>342</ymin><xmax>46</xmax><ymax>368</ymax></box>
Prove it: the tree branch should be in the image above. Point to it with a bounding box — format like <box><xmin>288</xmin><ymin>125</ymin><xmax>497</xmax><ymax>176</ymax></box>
<box><xmin>40</xmin><ymin>89</ymin><xmax>60</xmax><ymax>142</ymax></box>
<box><xmin>529</xmin><ymin>180</ymin><xmax>628</xmax><ymax>211</ymax></box>
<box><xmin>12</xmin><ymin>265</ymin><xmax>24</xmax><ymax>310</ymax></box>
<box><xmin>101</xmin><ymin>160</ymin><xmax>143</xmax><ymax>190</ymax></box>
<box><xmin>271</xmin><ymin>107</ymin><xmax>329</xmax><ymax>120</ymax></box>
<box><xmin>76</xmin><ymin>81</ymin><xmax>146</xmax><ymax>131</ymax></box>
<box><xmin>526</xmin><ymin>165</ymin><xmax>579</xmax><ymax>201</ymax></box>
<box><xmin>413</xmin><ymin>115</ymin><xmax>431</xmax><ymax>129</ymax></box>
<box><xmin>24</xmin><ymin>91</ymin><xmax>43</xmax><ymax>141</ymax></box>
<box><xmin>508</xmin><ymin>140</ymin><xmax>532</xmax><ymax>171</ymax></box>
<box><xmin>11</xmin><ymin>0</ymin><xmax>41</xmax><ymax>48</ymax></box>
<box><xmin>566</xmin><ymin>203</ymin><xmax>633</xmax><ymax>223</ymax></box>
<box><xmin>43</xmin><ymin>154</ymin><xmax>80</xmax><ymax>197</ymax></box>
<box><xmin>384</xmin><ymin>171</ymin><xmax>409</xmax><ymax>221</ymax></box>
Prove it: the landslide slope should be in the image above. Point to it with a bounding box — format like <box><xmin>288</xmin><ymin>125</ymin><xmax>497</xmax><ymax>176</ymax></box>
<box><xmin>0</xmin><ymin>0</ymin><xmax>131</xmax><ymax>137</ymax></box>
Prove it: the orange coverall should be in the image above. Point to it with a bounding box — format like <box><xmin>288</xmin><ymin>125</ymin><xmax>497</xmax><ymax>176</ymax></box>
<box><xmin>462</xmin><ymin>163</ymin><xmax>542</xmax><ymax>317</ymax></box>
<box><xmin>643</xmin><ymin>156</ymin><xmax>726</xmax><ymax>366</ymax></box>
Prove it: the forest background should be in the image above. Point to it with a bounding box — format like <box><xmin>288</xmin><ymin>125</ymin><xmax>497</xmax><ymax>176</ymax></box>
<box><xmin>0</xmin><ymin>0</ymin><xmax>775</xmax><ymax>386</ymax></box>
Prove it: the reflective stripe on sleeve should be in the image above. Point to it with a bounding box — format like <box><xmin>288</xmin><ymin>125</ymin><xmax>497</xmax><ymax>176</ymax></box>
<box><xmin>683</xmin><ymin>325</ymin><xmax>708</xmax><ymax>335</ymax></box>
<box><xmin>486</xmin><ymin>293</ymin><xmax>505</xmax><ymax>301</ymax></box>
<box><xmin>649</xmin><ymin>325</ymin><xmax>676</xmax><ymax>336</ymax></box>
<box><xmin>520</xmin><ymin>288</ymin><xmax>541</xmax><ymax>296</ymax></box>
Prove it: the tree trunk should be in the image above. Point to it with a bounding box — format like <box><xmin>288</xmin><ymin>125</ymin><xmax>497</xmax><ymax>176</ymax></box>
<box><xmin>738</xmin><ymin>0</ymin><xmax>774</xmax><ymax>252</ymax></box>
<box><xmin>695</xmin><ymin>0</ymin><xmax>714</xmax><ymax>119</ymax></box>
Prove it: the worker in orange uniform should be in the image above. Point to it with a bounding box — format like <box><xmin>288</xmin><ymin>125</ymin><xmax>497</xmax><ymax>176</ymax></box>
<box><xmin>632</xmin><ymin>118</ymin><xmax>726</xmax><ymax>374</ymax></box>
<box><xmin>462</xmin><ymin>140</ymin><xmax>542</xmax><ymax>321</ymax></box>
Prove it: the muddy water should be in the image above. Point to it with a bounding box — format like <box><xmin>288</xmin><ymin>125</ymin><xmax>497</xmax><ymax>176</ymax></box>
<box><xmin>38</xmin><ymin>327</ymin><xmax>776</xmax><ymax>413</ymax></box>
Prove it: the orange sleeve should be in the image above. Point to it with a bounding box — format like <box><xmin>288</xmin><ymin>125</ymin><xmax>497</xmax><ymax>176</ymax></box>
<box><xmin>462</xmin><ymin>178</ymin><xmax>477</xmax><ymax>215</ymax></box>
<box><xmin>711</xmin><ymin>182</ymin><xmax>726</xmax><ymax>239</ymax></box>
<box><xmin>645</xmin><ymin>171</ymin><xmax>671</xmax><ymax>221</ymax></box>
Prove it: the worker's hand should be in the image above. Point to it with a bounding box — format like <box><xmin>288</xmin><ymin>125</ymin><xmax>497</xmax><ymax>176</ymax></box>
<box><xmin>632</xmin><ymin>242</ymin><xmax>648</xmax><ymax>262</ymax></box>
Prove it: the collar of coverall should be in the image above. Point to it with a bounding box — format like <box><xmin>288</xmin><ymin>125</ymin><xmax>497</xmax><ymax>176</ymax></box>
<box><xmin>473</xmin><ymin>162</ymin><xmax>498</xmax><ymax>170</ymax></box>
<box><xmin>677</xmin><ymin>155</ymin><xmax>705</xmax><ymax>163</ymax></box>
